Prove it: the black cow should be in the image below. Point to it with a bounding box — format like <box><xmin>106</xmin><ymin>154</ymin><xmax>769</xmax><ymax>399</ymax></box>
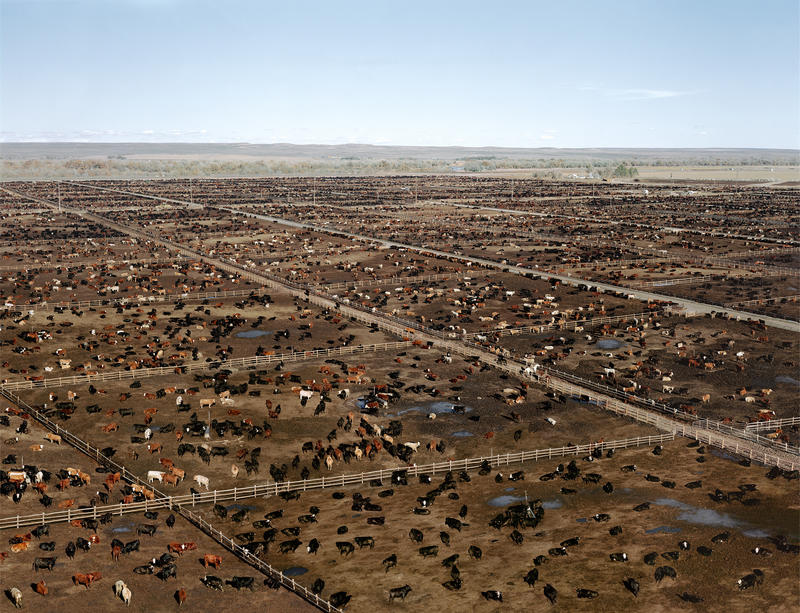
<box><xmin>482</xmin><ymin>591</ymin><xmax>502</xmax><ymax>602</ymax></box>
<box><xmin>201</xmin><ymin>575</ymin><xmax>224</xmax><ymax>591</ymax></box>
<box><xmin>330</xmin><ymin>592</ymin><xmax>351</xmax><ymax>608</ymax></box>
<box><xmin>389</xmin><ymin>585</ymin><xmax>412</xmax><ymax>601</ymax></box>
<box><xmin>623</xmin><ymin>577</ymin><xmax>639</xmax><ymax>597</ymax></box>
<box><xmin>419</xmin><ymin>545</ymin><xmax>438</xmax><ymax>558</ymax></box>
<box><xmin>279</xmin><ymin>539</ymin><xmax>302</xmax><ymax>554</ymax></box>
<box><xmin>355</xmin><ymin>536</ymin><xmax>374</xmax><ymax>549</ymax></box>
<box><xmin>226</xmin><ymin>576</ymin><xmax>255</xmax><ymax>591</ymax></box>
<box><xmin>382</xmin><ymin>554</ymin><xmax>397</xmax><ymax>572</ymax></box>
<box><xmin>137</xmin><ymin>524</ymin><xmax>157</xmax><ymax>536</ymax></box>
<box><xmin>577</xmin><ymin>588</ymin><xmax>598</xmax><ymax>599</ymax></box>
<box><xmin>32</xmin><ymin>557</ymin><xmax>56</xmax><ymax>572</ymax></box>
<box><xmin>336</xmin><ymin>541</ymin><xmax>355</xmax><ymax>556</ymax></box>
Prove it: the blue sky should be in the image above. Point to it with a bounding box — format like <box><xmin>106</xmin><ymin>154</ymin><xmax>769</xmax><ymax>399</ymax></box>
<box><xmin>1</xmin><ymin>0</ymin><xmax>798</xmax><ymax>148</ymax></box>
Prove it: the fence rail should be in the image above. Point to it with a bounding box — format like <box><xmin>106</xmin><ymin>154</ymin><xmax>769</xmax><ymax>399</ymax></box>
<box><xmin>743</xmin><ymin>416</ymin><xmax>800</xmax><ymax>432</ymax></box>
<box><xmin>467</xmin><ymin>310</ymin><xmax>666</xmax><ymax>338</ymax></box>
<box><xmin>0</xmin><ymin>432</ymin><xmax>678</xmax><ymax>531</ymax></box>
<box><xmin>0</xmin><ymin>286</ymin><xmax>267</xmax><ymax>313</ymax></box>
<box><xmin>0</xmin><ymin>340</ymin><xmax>413</xmax><ymax>392</ymax></box>
<box><xmin>0</xmin><ymin>386</ymin><xmax>342</xmax><ymax>613</ymax></box>
<box><xmin>318</xmin><ymin>271</ymin><xmax>496</xmax><ymax>292</ymax></box>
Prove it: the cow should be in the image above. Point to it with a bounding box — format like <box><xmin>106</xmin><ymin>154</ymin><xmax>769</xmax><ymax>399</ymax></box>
<box><xmin>355</xmin><ymin>536</ymin><xmax>374</xmax><ymax>549</ymax></box>
<box><xmin>9</xmin><ymin>587</ymin><xmax>22</xmax><ymax>608</ymax></box>
<box><xmin>419</xmin><ymin>545</ymin><xmax>438</xmax><ymax>558</ymax></box>
<box><xmin>147</xmin><ymin>470</ymin><xmax>164</xmax><ymax>483</ymax></box>
<box><xmin>176</xmin><ymin>588</ymin><xmax>187</xmax><ymax>606</ymax></box>
<box><xmin>193</xmin><ymin>475</ymin><xmax>209</xmax><ymax>490</ymax></box>
<box><xmin>137</xmin><ymin>524</ymin><xmax>157</xmax><ymax>537</ymax></box>
<box><xmin>35</xmin><ymin>580</ymin><xmax>47</xmax><ymax>596</ymax></box>
<box><xmin>201</xmin><ymin>575</ymin><xmax>224</xmax><ymax>591</ymax></box>
<box><xmin>389</xmin><ymin>585</ymin><xmax>412</xmax><ymax>601</ymax></box>
<box><xmin>32</xmin><ymin>557</ymin><xmax>56</xmax><ymax>572</ymax></box>
<box><xmin>203</xmin><ymin>554</ymin><xmax>222</xmax><ymax>569</ymax></box>
<box><xmin>482</xmin><ymin>590</ymin><xmax>503</xmax><ymax>602</ymax></box>
<box><xmin>114</xmin><ymin>580</ymin><xmax>126</xmax><ymax>597</ymax></box>
<box><xmin>226</xmin><ymin>576</ymin><xmax>255</xmax><ymax>591</ymax></box>
<box><xmin>279</xmin><ymin>539</ymin><xmax>301</xmax><ymax>554</ymax></box>
<box><xmin>336</xmin><ymin>541</ymin><xmax>355</xmax><ymax>556</ymax></box>
<box><xmin>121</xmin><ymin>585</ymin><xmax>132</xmax><ymax>606</ymax></box>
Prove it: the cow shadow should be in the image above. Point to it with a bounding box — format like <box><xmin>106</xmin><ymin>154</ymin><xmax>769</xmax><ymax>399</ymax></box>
<box><xmin>4</xmin><ymin>589</ymin><xmax>18</xmax><ymax>605</ymax></box>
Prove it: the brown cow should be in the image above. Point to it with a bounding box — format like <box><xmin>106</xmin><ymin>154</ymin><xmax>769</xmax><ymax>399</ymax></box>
<box><xmin>10</xmin><ymin>542</ymin><xmax>28</xmax><ymax>553</ymax></box>
<box><xmin>163</xmin><ymin>474</ymin><xmax>178</xmax><ymax>486</ymax></box>
<box><xmin>57</xmin><ymin>499</ymin><xmax>75</xmax><ymax>509</ymax></box>
<box><xmin>35</xmin><ymin>580</ymin><xmax>47</xmax><ymax>596</ymax></box>
<box><xmin>176</xmin><ymin>588</ymin><xmax>186</xmax><ymax>606</ymax></box>
<box><xmin>111</xmin><ymin>545</ymin><xmax>121</xmax><ymax>561</ymax></box>
<box><xmin>72</xmin><ymin>574</ymin><xmax>91</xmax><ymax>589</ymax></box>
<box><xmin>203</xmin><ymin>554</ymin><xmax>222</xmax><ymax>569</ymax></box>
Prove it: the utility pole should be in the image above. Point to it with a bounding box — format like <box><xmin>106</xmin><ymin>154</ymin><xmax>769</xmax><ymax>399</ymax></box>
<box><xmin>313</xmin><ymin>177</ymin><xmax>316</xmax><ymax>207</ymax></box>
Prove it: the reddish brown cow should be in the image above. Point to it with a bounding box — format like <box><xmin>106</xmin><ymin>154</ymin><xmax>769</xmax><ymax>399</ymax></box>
<box><xmin>203</xmin><ymin>554</ymin><xmax>222</xmax><ymax>569</ymax></box>
<box><xmin>176</xmin><ymin>588</ymin><xmax>186</xmax><ymax>606</ymax></box>
<box><xmin>35</xmin><ymin>580</ymin><xmax>47</xmax><ymax>595</ymax></box>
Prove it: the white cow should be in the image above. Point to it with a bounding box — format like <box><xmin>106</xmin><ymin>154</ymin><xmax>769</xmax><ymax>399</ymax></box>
<box><xmin>121</xmin><ymin>585</ymin><xmax>132</xmax><ymax>606</ymax></box>
<box><xmin>114</xmin><ymin>580</ymin><xmax>127</xmax><ymax>597</ymax></box>
<box><xmin>10</xmin><ymin>587</ymin><xmax>22</xmax><ymax>608</ymax></box>
<box><xmin>194</xmin><ymin>474</ymin><xmax>210</xmax><ymax>489</ymax></box>
<box><xmin>147</xmin><ymin>470</ymin><xmax>164</xmax><ymax>483</ymax></box>
<box><xmin>404</xmin><ymin>441</ymin><xmax>421</xmax><ymax>452</ymax></box>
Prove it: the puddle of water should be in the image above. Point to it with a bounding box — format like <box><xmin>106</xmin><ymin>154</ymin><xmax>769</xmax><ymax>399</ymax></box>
<box><xmin>111</xmin><ymin>526</ymin><xmax>132</xmax><ymax>533</ymax></box>
<box><xmin>282</xmin><ymin>567</ymin><xmax>308</xmax><ymax>577</ymax></box>
<box><xmin>542</xmin><ymin>499</ymin><xmax>563</xmax><ymax>509</ymax></box>
<box><xmin>488</xmin><ymin>495</ymin><xmax>526</xmax><ymax>507</ymax></box>
<box><xmin>775</xmin><ymin>376</ymin><xmax>800</xmax><ymax>387</ymax></box>
<box><xmin>504</xmin><ymin>487</ymin><xmax>515</xmax><ymax>492</ymax></box>
<box><xmin>392</xmin><ymin>401</ymin><xmax>473</xmax><ymax>417</ymax></box>
<box><xmin>711</xmin><ymin>449</ymin><xmax>740</xmax><ymax>463</ymax></box>
<box><xmin>236</xmin><ymin>329</ymin><xmax>271</xmax><ymax>338</ymax></box>
<box><xmin>645</xmin><ymin>525</ymin><xmax>682</xmax><ymax>534</ymax></box>
<box><xmin>451</xmin><ymin>431</ymin><xmax>474</xmax><ymax>438</ymax></box>
<box><xmin>576</xmin><ymin>518</ymin><xmax>588</xmax><ymax>523</ymax></box>
<box><xmin>226</xmin><ymin>504</ymin><xmax>257</xmax><ymax>512</ymax></box>
<box><xmin>742</xmin><ymin>529</ymin><xmax>770</xmax><ymax>538</ymax></box>
<box><xmin>597</xmin><ymin>339</ymin><xmax>625</xmax><ymax>350</ymax></box>
<box><xmin>653</xmin><ymin>498</ymin><xmax>747</xmax><ymax>529</ymax></box>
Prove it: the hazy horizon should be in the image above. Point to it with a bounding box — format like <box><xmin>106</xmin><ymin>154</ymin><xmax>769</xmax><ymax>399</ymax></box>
<box><xmin>2</xmin><ymin>0</ymin><xmax>798</xmax><ymax>149</ymax></box>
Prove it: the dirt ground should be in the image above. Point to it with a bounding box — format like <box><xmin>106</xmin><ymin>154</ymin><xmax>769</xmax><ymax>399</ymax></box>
<box><xmin>191</xmin><ymin>439</ymin><xmax>800</xmax><ymax>613</ymax></box>
<box><xmin>0</xmin><ymin>509</ymin><xmax>314</xmax><ymax>612</ymax></box>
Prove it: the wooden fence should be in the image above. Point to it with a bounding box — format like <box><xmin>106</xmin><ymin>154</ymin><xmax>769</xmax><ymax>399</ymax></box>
<box><xmin>0</xmin><ymin>386</ymin><xmax>342</xmax><ymax>613</ymax></box>
<box><xmin>0</xmin><ymin>432</ymin><xmax>678</xmax><ymax>531</ymax></box>
<box><xmin>0</xmin><ymin>286</ymin><xmax>268</xmax><ymax>313</ymax></box>
<box><xmin>0</xmin><ymin>340</ymin><xmax>414</xmax><ymax>392</ymax></box>
<box><xmin>743</xmin><ymin>416</ymin><xmax>800</xmax><ymax>432</ymax></box>
<box><xmin>465</xmin><ymin>309</ymin><xmax>666</xmax><ymax>338</ymax></box>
